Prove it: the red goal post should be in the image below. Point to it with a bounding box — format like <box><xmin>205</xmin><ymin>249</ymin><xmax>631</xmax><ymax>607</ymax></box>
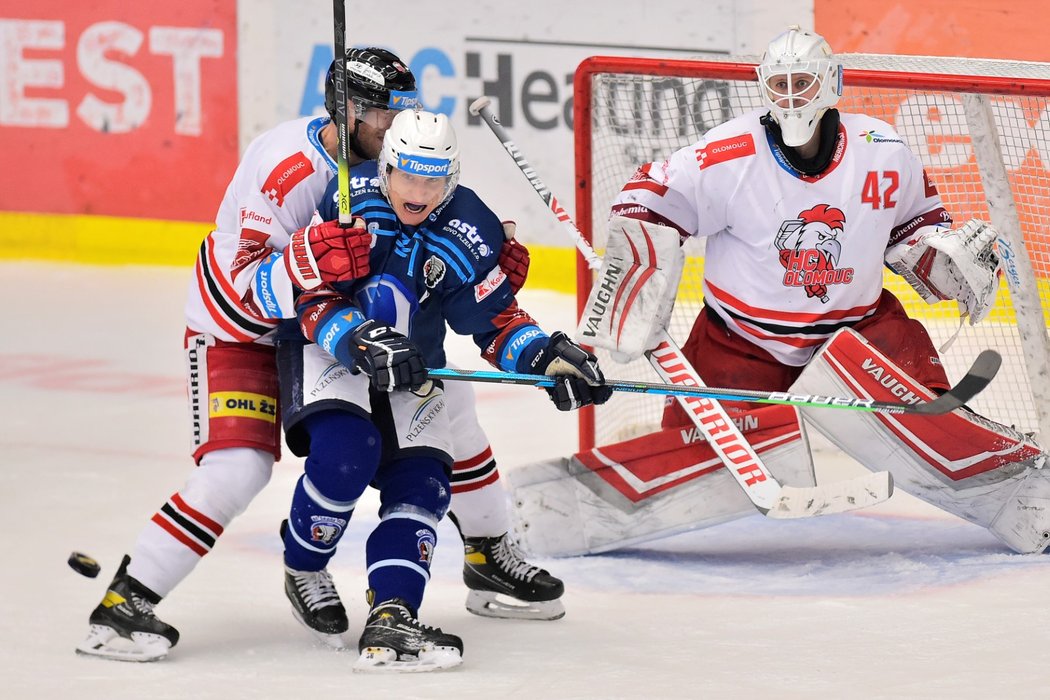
<box><xmin>574</xmin><ymin>54</ymin><xmax>1050</xmax><ymax>451</ymax></box>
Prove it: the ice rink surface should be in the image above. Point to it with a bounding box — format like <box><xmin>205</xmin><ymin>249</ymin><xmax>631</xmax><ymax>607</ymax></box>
<box><xmin>3</xmin><ymin>262</ymin><xmax>1050</xmax><ymax>699</ymax></box>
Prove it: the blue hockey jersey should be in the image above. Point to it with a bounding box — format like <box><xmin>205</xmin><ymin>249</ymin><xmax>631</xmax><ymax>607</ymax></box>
<box><xmin>301</xmin><ymin>160</ymin><xmax>549</xmax><ymax>371</ymax></box>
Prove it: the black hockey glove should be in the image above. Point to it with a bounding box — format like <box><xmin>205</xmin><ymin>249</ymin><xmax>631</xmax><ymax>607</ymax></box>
<box><xmin>346</xmin><ymin>319</ymin><xmax>427</xmax><ymax>392</ymax></box>
<box><xmin>530</xmin><ymin>331</ymin><xmax>614</xmax><ymax>411</ymax></box>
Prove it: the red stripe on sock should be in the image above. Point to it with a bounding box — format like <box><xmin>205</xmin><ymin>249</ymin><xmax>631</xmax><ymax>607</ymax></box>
<box><xmin>151</xmin><ymin>513</ymin><xmax>209</xmax><ymax>557</ymax></box>
<box><xmin>171</xmin><ymin>493</ymin><xmax>225</xmax><ymax>536</ymax></box>
<box><xmin>452</xmin><ymin>446</ymin><xmax>494</xmax><ymax>472</ymax></box>
<box><xmin>451</xmin><ymin>469</ymin><xmax>500</xmax><ymax>494</ymax></box>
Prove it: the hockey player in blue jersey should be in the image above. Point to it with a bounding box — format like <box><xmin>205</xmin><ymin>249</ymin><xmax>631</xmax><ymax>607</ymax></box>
<box><xmin>276</xmin><ymin>109</ymin><xmax>612</xmax><ymax>671</ymax></box>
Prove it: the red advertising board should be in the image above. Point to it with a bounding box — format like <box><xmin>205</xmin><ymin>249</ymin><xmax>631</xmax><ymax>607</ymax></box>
<box><xmin>0</xmin><ymin>1</ymin><xmax>237</xmax><ymax>223</ymax></box>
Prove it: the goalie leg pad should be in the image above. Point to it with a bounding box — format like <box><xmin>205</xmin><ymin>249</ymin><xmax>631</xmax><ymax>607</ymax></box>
<box><xmin>575</xmin><ymin>216</ymin><xmax>685</xmax><ymax>361</ymax></box>
<box><xmin>504</xmin><ymin>405</ymin><xmax>815</xmax><ymax>556</ymax></box>
<box><xmin>792</xmin><ymin>328</ymin><xmax>1049</xmax><ymax>553</ymax></box>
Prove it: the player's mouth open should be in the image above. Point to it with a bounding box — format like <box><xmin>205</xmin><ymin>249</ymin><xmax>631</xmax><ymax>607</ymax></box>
<box><xmin>403</xmin><ymin>202</ymin><xmax>427</xmax><ymax>213</ymax></box>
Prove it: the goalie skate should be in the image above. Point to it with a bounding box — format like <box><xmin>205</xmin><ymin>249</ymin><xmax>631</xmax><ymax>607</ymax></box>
<box><xmin>75</xmin><ymin>555</ymin><xmax>179</xmax><ymax>663</ymax></box>
<box><xmin>354</xmin><ymin>599</ymin><xmax>463</xmax><ymax>673</ymax></box>
<box><xmin>463</xmin><ymin>533</ymin><xmax>566</xmax><ymax>621</ymax></box>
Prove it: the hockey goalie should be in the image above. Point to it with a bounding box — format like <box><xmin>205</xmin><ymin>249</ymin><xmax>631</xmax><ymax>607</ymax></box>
<box><xmin>507</xmin><ymin>26</ymin><xmax>1050</xmax><ymax>557</ymax></box>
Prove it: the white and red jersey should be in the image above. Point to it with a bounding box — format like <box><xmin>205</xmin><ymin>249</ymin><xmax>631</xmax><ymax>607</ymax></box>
<box><xmin>185</xmin><ymin>116</ymin><xmax>337</xmax><ymax>344</ymax></box>
<box><xmin>612</xmin><ymin>108</ymin><xmax>950</xmax><ymax>366</ymax></box>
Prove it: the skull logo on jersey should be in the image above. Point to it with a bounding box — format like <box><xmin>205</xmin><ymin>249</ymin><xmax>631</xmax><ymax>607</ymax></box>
<box><xmin>775</xmin><ymin>204</ymin><xmax>854</xmax><ymax>302</ymax></box>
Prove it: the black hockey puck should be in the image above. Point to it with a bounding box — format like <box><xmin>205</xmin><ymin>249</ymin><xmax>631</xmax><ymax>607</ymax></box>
<box><xmin>68</xmin><ymin>551</ymin><xmax>101</xmax><ymax>578</ymax></box>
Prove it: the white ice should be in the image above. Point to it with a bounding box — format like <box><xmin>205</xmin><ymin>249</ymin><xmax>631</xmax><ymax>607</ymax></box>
<box><xmin>2</xmin><ymin>262</ymin><xmax>1049</xmax><ymax>699</ymax></box>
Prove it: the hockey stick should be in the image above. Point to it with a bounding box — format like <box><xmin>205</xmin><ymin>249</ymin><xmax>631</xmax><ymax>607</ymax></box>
<box><xmin>468</xmin><ymin>95</ymin><xmax>895</xmax><ymax>517</ymax></box>
<box><xmin>430</xmin><ymin>347</ymin><xmax>999</xmax><ymax>415</ymax></box>
<box><xmin>332</xmin><ymin>0</ymin><xmax>352</xmax><ymax>226</ymax></box>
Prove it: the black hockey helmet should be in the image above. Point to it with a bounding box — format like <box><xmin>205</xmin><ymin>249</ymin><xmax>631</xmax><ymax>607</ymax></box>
<box><xmin>324</xmin><ymin>47</ymin><xmax>419</xmax><ymax>119</ymax></box>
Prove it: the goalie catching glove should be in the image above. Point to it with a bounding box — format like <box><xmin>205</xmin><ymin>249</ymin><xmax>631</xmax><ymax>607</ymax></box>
<box><xmin>529</xmin><ymin>332</ymin><xmax>614</xmax><ymax>411</ymax></box>
<box><xmin>885</xmin><ymin>219</ymin><xmax>1002</xmax><ymax>324</ymax></box>
<box><xmin>343</xmin><ymin>319</ymin><xmax>427</xmax><ymax>392</ymax></box>
<box><xmin>285</xmin><ymin>216</ymin><xmax>372</xmax><ymax>291</ymax></box>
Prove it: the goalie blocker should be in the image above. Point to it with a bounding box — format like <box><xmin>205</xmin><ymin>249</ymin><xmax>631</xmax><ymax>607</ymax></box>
<box><xmin>505</xmin><ymin>404</ymin><xmax>815</xmax><ymax>556</ymax></box>
<box><xmin>576</xmin><ymin>216</ymin><xmax>685</xmax><ymax>361</ymax></box>
<box><xmin>792</xmin><ymin>328</ymin><xmax>1050</xmax><ymax>553</ymax></box>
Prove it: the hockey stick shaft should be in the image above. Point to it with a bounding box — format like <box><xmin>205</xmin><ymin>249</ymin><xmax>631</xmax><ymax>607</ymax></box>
<box><xmin>429</xmin><ymin>348</ymin><xmax>998</xmax><ymax>415</ymax></box>
<box><xmin>332</xmin><ymin>0</ymin><xmax>352</xmax><ymax>226</ymax></box>
<box><xmin>469</xmin><ymin>97</ymin><xmax>602</xmax><ymax>272</ymax></box>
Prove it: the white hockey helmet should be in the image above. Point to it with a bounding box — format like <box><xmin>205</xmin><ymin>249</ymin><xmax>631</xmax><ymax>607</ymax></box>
<box><xmin>756</xmin><ymin>25</ymin><xmax>842</xmax><ymax>147</ymax></box>
<box><xmin>378</xmin><ymin>109</ymin><xmax>461</xmax><ymax>206</ymax></box>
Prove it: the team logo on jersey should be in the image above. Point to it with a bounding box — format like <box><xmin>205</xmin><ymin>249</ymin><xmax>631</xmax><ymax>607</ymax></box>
<box><xmin>416</xmin><ymin>529</ymin><xmax>436</xmax><ymax>564</ymax></box>
<box><xmin>774</xmin><ymin>204</ymin><xmax>855</xmax><ymax>303</ymax></box>
<box><xmin>423</xmin><ymin>255</ymin><xmax>446</xmax><ymax>288</ymax></box>
<box><xmin>859</xmin><ymin>130</ymin><xmax>903</xmax><ymax>145</ymax></box>
<box><xmin>231</xmin><ymin>229</ymin><xmax>271</xmax><ymax>276</ymax></box>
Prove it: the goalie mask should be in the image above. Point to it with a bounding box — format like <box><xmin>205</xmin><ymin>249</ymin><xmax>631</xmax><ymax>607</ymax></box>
<box><xmin>379</xmin><ymin>110</ymin><xmax>461</xmax><ymax>225</ymax></box>
<box><xmin>756</xmin><ymin>26</ymin><xmax>842</xmax><ymax>147</ymax></box>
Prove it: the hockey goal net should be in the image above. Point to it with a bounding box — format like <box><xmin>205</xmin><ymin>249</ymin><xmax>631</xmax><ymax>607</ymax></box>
<box><xmin>575</xmin><ymin>54</ymin><xmax>1050</xmax><ymax>450</ymax></box>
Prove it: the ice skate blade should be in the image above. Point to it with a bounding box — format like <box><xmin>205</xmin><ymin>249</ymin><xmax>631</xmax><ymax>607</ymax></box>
<box><xmin>353</xmin><ymin>645</ymin><xmax>463</xmax><ymax>673</ymax></box>
<box><xmin>465</xmin><ymin>590</ymin><xmax>565</xmax><ymax>621</ymax></box>
<box><xmin>75</xmin><ymin>624</ymin><xmax>171</xmax><ymax>662</ymax></box>
<box><xmin>289</xmin><ymin>609</ymin><xmax>349</xmax><ymax>650</ymax></box>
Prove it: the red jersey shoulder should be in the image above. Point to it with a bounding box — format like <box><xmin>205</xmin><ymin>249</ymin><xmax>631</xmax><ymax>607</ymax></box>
<box><xmin>261</xmin><ymin>151</ymin><xmax>315</xmax><ymax>207</ymax></box>
<box><xmin>696</xmin><ymin>133</ymin><xmax>757</xmax><ymax>170</ymax></box>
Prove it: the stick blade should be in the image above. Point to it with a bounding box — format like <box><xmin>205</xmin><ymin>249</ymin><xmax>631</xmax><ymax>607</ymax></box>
<box><xmin>765</xmin><ymin>471</ymin><xmax>894</xmax><ymax>519</ymax></box>
<box><xmin>913</xmin><ymin>349</ymin><xmax>1002</xmax><ymax>415</ymax></box>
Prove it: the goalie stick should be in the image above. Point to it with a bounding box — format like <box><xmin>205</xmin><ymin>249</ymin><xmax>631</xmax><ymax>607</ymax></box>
<box><xmin>429</xmin><ymin>348</ymin><xmax>999</xmax><ymax>415</ymax></box>
<box><xmin>468</xmin><ymin>95</ymin><xmax>902</xmax><ymax>517</ymax></box>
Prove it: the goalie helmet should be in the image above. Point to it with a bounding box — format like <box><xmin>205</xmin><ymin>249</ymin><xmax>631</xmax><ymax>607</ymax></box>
<box><xmin>756</xmin><ymin>26</ymin><xmax>842</xmax><ymax>147</ymax></box>
<box><xmin>324</xmin><ymin>47</ymin><xmax>419</xmax><ymax>119</ymax></box>
<box><xmin>378</xmin><ymin>110</ymin><xmax>461</xmax><ymax>209</ymax></box>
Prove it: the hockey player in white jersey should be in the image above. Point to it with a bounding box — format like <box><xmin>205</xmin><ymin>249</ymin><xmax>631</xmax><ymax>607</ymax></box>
<box><xmin>557</xmin><ymin>25</ymin><xmax>1048</xmax><ymax>556</ymax></box>
<box><xmin>77</xmin><ymin>48</ymin><xmax>560</xmax><ymax>664</ymax></box>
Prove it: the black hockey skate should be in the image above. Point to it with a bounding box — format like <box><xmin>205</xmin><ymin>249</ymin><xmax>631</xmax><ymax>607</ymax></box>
<box><xmin>463</xmin><ymin>533</ymin><xmax>566</xmax><ymax>620</ymax></box>
<box><xmin>76</xmin><ymin>555</ymin><xmax>179</xmax><ymax>662</ymax></box>
<box><xmin>284</xmin><ymin>565</ymin><xmax>349</xmax><ymax>649</ymax></box>
<box><xmin>355</xmin><ymin>598</ymin><xmax>463</xmax><ymax>672</ymax></box>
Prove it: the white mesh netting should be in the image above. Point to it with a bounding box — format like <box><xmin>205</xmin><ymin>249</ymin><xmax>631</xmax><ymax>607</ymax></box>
<box><xmin>579</xmin><ymin>54</ymin><xmax>1050</xmax><ymax>446</ymax></box>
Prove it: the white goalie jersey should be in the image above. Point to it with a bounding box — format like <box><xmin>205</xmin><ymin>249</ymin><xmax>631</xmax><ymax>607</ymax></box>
<box><xmin>185</xmin><ymin>116</ymin><xmax>337</xmax><ymax>343</ymax></box>
<box><xmin>612</xmin><ymin>108</ymin><xmax>951</xmax><ymax>366</ymax></box>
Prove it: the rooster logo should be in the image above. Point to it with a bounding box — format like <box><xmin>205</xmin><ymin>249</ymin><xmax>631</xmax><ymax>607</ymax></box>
<box><xmin>775</xmin><ymin>204</ymin><xmax>853</xmax><ymax>303</ymax></box>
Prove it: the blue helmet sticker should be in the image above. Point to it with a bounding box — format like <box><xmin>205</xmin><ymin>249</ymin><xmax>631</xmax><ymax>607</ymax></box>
<box><xmin>397</xmin><ymin>154</ymin><xmax>452</xmax><ymax>177</ymax></box>
<box><xmin>389</xmin><ymin>90</ymin><xmax>420</xmax><ymax>110</ymax></box>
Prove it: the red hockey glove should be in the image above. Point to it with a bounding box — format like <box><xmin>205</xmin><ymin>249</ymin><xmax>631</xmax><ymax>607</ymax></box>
<box><xmin>285</xmin><ymin>217</ymin><xmax>371</xmax><ymax>290</ymax></box>
<box><xmin>499</xmin><ymin>222</ymin><xmax>530</xmax><ymax>294</ymax></box>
